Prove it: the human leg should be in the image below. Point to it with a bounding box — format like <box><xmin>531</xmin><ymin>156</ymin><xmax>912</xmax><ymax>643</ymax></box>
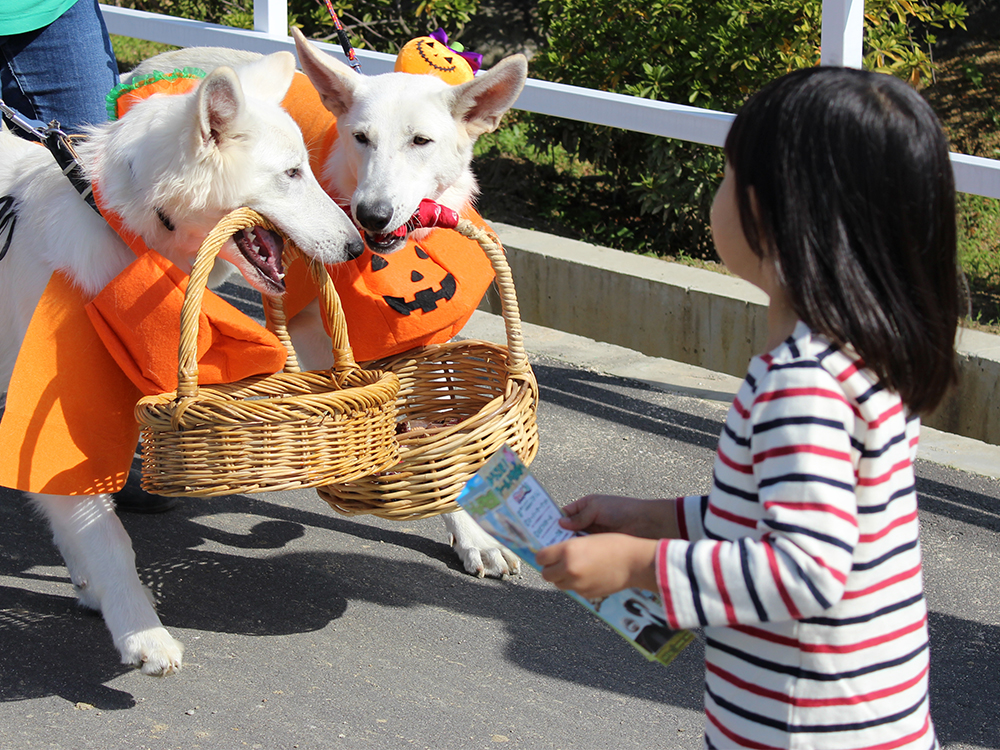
<box><xmin>0</xmin><ymin>0</ymin><xmax>119</xmax><ymax>134</ymax></box>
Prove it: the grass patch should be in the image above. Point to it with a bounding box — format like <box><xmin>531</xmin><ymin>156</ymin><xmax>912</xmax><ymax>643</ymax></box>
<box><xmin>110</xmin><ymin>35</ymin><xmax>178</xmax><ymax>73</ymax></box>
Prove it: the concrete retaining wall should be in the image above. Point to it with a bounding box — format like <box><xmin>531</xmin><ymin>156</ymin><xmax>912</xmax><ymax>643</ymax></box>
<box><xmin>486</xmin><ymin>222</ymin><xmax>1000</xmax><ymax>447</ymax></box>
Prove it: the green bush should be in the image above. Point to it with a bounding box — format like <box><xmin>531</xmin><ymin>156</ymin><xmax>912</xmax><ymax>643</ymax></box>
<box><xmin>526</xmin><ymin>0</ymin><xmax>967</xmax><ymax>258</ymax></box>
<box><xmin>115</xmin><ymin>0</ymin><xmax>479</xmax><ymax>53</ymax></box>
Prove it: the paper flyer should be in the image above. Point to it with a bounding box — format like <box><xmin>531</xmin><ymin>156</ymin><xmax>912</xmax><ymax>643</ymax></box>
<box><xmin>455</xmin><ymin>445</ymin><xmax>694</xmax><ymax>667</ymax></box>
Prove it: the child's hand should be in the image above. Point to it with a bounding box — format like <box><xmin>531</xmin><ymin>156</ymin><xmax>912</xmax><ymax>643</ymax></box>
<box><xmin>560</xmin><ymin>495</ymin><xmax>680</xmax><ymax>539</ymax></box>
<box><xmin>536</xmin><ymin>534</ymin><xmax>659</xmax><ymax>600</ymax></box>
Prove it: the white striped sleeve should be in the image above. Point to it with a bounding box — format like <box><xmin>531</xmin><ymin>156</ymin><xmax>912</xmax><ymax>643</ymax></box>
<box><xmin>655</xmin><ymin>361</ymin><xmax>860</xmax><ymax>630</ymax></box>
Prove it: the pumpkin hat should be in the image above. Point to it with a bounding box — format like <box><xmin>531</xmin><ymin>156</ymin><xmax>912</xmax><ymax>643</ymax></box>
<box><xmin>394</xmin><ymin>28</ymin><xmax>483</xmax><ymax>84</ymax></box>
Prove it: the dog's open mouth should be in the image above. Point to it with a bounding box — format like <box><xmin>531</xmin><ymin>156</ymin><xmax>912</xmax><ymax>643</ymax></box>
<box><xmin>234</xmin><ymin>225</ymin><xmax>285</xmax><ymax>292</ymax></box>
<box><xmin>364</xmin><ymin>226</ymin><xmax>408</xmax><ymax>255</ymax></box>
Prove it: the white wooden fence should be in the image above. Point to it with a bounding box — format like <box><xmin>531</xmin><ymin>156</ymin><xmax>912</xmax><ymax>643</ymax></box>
<box><xmin>99</xmin><ymin>0</ymin><xmax>1000</xmax><ymax>200</ymax></box>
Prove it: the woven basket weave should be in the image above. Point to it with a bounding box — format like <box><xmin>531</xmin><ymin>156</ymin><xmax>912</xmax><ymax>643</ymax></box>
<box><xmin>317</xmin><ymin>219</ymin><xmax>539</xmax><ymax>520</ymax></box>
<box><xmin>135</xmin><ymin>208</ymin><xmax>400</xmax><ymax>497</ymax></box>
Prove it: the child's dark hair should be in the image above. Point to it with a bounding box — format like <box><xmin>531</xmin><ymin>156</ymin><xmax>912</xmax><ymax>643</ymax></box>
<box><xmin>725</xmin><ymin>66</ymin><xmax>959</xmax><ymax>414</ymax></box>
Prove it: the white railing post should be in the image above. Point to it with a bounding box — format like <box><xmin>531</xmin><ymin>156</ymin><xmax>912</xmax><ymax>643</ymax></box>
<box><xmin>253</xmin><ymin>0</ymin><xmax>288</xmax><ymax>38</ymax></box>
<box><xmin>820</xmin><ymin>0</ymin><xmax>865</xmax><ymax>67</ymax></box>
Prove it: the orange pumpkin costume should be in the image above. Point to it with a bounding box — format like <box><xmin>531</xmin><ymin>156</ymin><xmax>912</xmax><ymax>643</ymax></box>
<box><xmin>0</xmin><ymin>36</ymin><xmax>500</xmax><ymax>494</ymax></box>
<box><xmin>279</xmin><ymin>35</ymin><xmax>496</xmax><ymax>363</ymax></box>
<box><xmin>0</xmin><ymin>71</ymin><xmax>288</xmax><ymax>495</ymax></box>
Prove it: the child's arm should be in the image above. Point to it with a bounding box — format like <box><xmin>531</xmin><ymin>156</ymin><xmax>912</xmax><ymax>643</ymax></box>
<box><xmin>559</xmin><ymin>495</ymin><xmax>681</xmax><ymax>539</ymax></box>
<box><xmin>536</xmin><ymin>496</ymin><xmax>680</xmax><ymax>599</ymax></box>
<box><xmin>536</xmin><ymin>534</ymin><xmax>660</xmax><ymax>600</ymax></box>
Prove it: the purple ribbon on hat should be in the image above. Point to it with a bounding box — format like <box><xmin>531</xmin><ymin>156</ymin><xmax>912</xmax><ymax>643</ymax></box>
<box><xmin>429</xmin><ymin>28</ymin><xmax>483</xmax><ymax>75</ymax></box>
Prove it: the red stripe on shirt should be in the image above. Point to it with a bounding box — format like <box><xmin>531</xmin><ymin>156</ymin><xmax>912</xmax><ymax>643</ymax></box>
<box><xmin>706</xmin><ymin>708</ymin><xmax>785</xmax><ymax>750</ymax></box>
<box><xmin>754</xmin><ymin>444</ymin><xmax>853</xmax><ymax>465</ymax></box>
<box><xmin>734</xmin><ymin>616</ymin><xmax>926</xmax><ymax>653</ymax></box>
<box><xmin>676</xmin><ymin>498</ymin><xmax>690</xmax><ymax>540</ymax></box>
<box><xmin>657</xmin><ymin>541</ymin><xmax>681</xmax><ymax>631</ymax></box>
<box><xmin>707</xmin><ymin>661</ymin><xmax>929</xmax><ymax>707</ymax></box>
<box><xmin>869</xmin><ymin>401</ymin><xmax>903</xmax><ymax>428</ymax></box>
<box><xmin>859</xmin><ymin>509</ymin><xmax>918</xmax><ymax>544</ymax></box>
<box><xmin>709</xmin><ymin>503</ymin><xmax>759</xmax><ymax>529</ymax></box>
<box><xmin>754</xmin><ymin>387</ymin><xmax>849</xmax><ymax>407</ymax></box>
<box><xmin>733</xmin><ymin>396</ymin><xmax>750</xmax><ymax>419</ymax></box>
<box><xmin>856</xmin><ymin>714</ymin><xmax>933</xmax><ymax>750</ymax></box>
<box><xmin>857</xmin><ymin>459</ymin><xmax>911</xmax><ymax>487</ymax></box>
<box><xmin>712</xmin><ymin>544</ymin><xmax>737</xmax><ymax>624</ymax></box>
<box><xmin>719</xmin><ymin>447</ymin><xmax>753</xmax><ymax>474</ymax></box>
<box><xmin>836</xmin><ymin>361</ymin><xmax>860</xmax><ymax>382</ymax></box>
<box><xmin>811</xmin><ymin>555</ymin><xmax>849</xmax><ymax>584</ymax></box>
<box><xmin>763</xmin><ymin>537</ymin><xmax>801</xmax><ymax>619</ymax></box>
<box><xmin>763</xmin><ymin>500</ymin><xmax>857</xmax><ymax>527</ymax></box>
<box><xmin>843</xmin><ymin>564</ymin><xmax>922</xmax><ymax>600</ymax></box>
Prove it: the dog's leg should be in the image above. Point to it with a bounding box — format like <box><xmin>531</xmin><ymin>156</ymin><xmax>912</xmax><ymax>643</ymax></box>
<box><xmin>29</xmin><ymin>492</ymin><xmax>184</xmax><ymax>676</ymax></box>
<box><xmin>443</xmin><ymin>509</ymin><xmax>520</xmax><ymax>578</ymax></box>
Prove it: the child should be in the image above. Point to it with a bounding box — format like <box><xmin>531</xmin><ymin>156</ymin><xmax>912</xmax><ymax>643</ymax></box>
<box><xmin>537</xmin><ymin>66</ymin><xmax>959</xmax><ymax>749</ymax></box>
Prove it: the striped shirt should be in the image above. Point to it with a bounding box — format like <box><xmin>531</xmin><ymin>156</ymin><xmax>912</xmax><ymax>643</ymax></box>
<box><xmin>656</xmin><ymin>322</ymin><xmax>937</xmax><ymax>750</ymax></box>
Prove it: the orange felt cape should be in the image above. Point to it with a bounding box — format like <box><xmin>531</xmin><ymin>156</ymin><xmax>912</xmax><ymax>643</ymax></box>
<box><xmin>279</xmin><ymin>47</ymin><xmax>495</xmax><ymax>363</ymax></box>
<box><xmin>0</xmin><ymin>72</ymin><xmax>288</xmax><ymax>495</ymax></box>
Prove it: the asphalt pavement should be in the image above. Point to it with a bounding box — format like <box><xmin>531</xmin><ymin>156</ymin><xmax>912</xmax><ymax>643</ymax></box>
<box><xmin>0</xmin><ymin>305</ymin><xmax>997</xmax><ymax>750</ymax></box>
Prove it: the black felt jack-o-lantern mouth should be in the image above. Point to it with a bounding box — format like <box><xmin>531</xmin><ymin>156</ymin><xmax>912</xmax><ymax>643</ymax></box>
<box><xmin>369</xmin><ymin>244</ymin><xmax>457</xmax><ymax>315</ymax></box>
<box><xmin>413</xmin><ymin>39</ymin><xmax>460</xmax><ymax>74</ymax></box>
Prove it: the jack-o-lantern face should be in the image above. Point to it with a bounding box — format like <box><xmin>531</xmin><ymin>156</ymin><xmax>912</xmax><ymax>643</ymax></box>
<box><xmin>370</xmin><ymin>245</ymin><xmax>457</xmax><ymax>315</ymax></box>
<box><xmin>281</xmin><ymin>211</ymin><xmax>496</xmax><ymax>362</ymax></box>
<box><xmin>394</xmin><ymin>36</ymin><xmax>475</xmax><ymax>85</ymax></box>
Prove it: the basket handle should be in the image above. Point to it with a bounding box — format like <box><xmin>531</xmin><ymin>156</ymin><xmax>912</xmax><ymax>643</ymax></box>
<box><xmin>176</xmin><ymin>208</ymin><xmax>357</xmax><ymax>398</ymax></box>
<box><xmin>452</xmin><ymin>218</ymin><xmax>530</xmax><ymax>376</ymax></box>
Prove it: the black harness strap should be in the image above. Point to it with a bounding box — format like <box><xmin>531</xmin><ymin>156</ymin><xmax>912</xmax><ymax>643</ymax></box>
<box><xmin>0</xmin><ymin>195</ymin><xmax>15</xmax><ymax>262</ymax></box>
<box><xmin>43</xmin><ymin>131</ymin><xmax>100</xmax><ymax>214</ymax></box>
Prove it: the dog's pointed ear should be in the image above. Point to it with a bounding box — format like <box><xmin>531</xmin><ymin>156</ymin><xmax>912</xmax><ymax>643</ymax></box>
<box><xmin>291</xmin><ymin>26</ymin><xmax>359</xmax><ymax>117</ymax></box>
<box><xmin>448</xmin><ymin>54</ymin><xmax>527</xmax><ymax>138</ymax></box>
<box><xmin>234</xmin><ymin>50</ymin><xmax>296</xmax><ymax>103</ymax></box>
<box><xmin>195</xmin><ymin>66</ymin><xmax>245</xmax><ymax>151</ymax></box>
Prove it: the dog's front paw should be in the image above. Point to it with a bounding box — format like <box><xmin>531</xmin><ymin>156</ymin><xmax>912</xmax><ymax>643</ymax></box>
<box><xmin>451</xmin><ymin>533</ymin><xmax>521</xmax><ymax>578</ymax></box>
<box><xmin>444</xmin><ymin>509</ymin><xmax>521</xmax><ymax>578</ymax></box>
<box><xmin>117</xmin><ymin>628</ymin><xmax>184</xmax><ymax>676</ymax></box>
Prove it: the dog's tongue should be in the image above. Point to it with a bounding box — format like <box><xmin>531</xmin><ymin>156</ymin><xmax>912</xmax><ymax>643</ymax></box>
<box><xmin>235</xmin><ymin>226</ymin><xmax>285</xmax><ymax>287</ymax></box>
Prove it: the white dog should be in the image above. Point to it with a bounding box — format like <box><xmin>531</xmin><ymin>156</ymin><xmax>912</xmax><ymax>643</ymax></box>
<box><xmin>129</xmin><ymin>31</ymin><xmax>530</xmax><ymax>581</ymax></box>
<box><xmin>0</xmin><ymin>51</ymin><xmax>363</xmax><ymax>675</ymax></box>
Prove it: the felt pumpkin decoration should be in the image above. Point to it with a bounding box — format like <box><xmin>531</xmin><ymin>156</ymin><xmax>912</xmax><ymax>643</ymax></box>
<box><xmin>282</xmin><ymin>203</ymin><xmax>495</xmax><ymax>363</ymax></box>
<box><xmin>394</xmin><ymin>28</ymin><xmax>482</xmax><ymax>84</ymax></box>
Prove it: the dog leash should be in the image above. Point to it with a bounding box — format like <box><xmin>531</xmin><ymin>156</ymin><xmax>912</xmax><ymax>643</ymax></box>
<box><xmin>0</xmin><ymin>98</ymin><xmax>100</xmax><ymax>215</ymax></box>
<box><xmin>0</xmin><ymin>97</ymin><xmax>103</xmax><ymax>262</ymax></box>
<box><xmin>318</xmin><ymin>1</ymin><xmax>362</xmax><ymax>74</ymax></box>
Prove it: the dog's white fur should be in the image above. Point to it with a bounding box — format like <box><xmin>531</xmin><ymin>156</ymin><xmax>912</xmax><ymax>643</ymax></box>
<box><xmin>129</xmin><ymin>33</ymin><xmax>530</xmax><ymax>582</ymax></box>
<box><xmin>0</xmin><ymin>52</ymin><xmax>363</xmax><ymax>675</ymax></box>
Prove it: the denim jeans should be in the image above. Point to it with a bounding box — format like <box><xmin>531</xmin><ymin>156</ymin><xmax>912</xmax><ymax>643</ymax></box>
<box><xmin>0</xmin><ymin>0</ymin><xmax>119</xmax><ymax>135</ymax></box>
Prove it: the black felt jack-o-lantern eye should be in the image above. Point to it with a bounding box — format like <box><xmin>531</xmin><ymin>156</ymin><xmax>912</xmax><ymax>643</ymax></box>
<box><xmin>413</xmin><ymin>39</ymin><xmax>459</xmax><ymax>74</ymax></box>
<box><xmin>369</xmin><ymin>244</ymin><xmax>457</xmax><ymax>315</ymax></box>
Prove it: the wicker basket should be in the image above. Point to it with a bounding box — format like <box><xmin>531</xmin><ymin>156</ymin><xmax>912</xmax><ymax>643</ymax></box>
<box><xmin>317</xmin><ymin>219</ymin><xmax>539</xmax><ymax>520</ymax></box>
<box><xmin>135</xmin><ymin>208</ymin><xmax>400</xmax><ymax>497</ymax></box>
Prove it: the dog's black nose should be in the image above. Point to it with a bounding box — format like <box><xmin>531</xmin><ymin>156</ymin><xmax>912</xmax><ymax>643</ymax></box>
<box><xmin>345</xmin><ymin>234</ymin><xmax>365</xmax><ymax>260</ymax></box>
<box><xmin>355</xmin><ymin>201</ymin><xmax>394</xmax><ymax>231</ymax></box>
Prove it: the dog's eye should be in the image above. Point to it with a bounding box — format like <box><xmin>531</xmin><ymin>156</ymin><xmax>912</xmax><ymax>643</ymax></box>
<box><xmin>354</xmin><ymin>132</ymin><xmax>369</xmax><ymax>145</ymax></box>
<box><xmin>413</xmin><ymin>135</ymin><xmax>431</xmax><ymax>146</ymax></box>
<box><xmin>285</xmin><ymin>167</ymin><xmax>301</xmax><ymax>179</ymax></box>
